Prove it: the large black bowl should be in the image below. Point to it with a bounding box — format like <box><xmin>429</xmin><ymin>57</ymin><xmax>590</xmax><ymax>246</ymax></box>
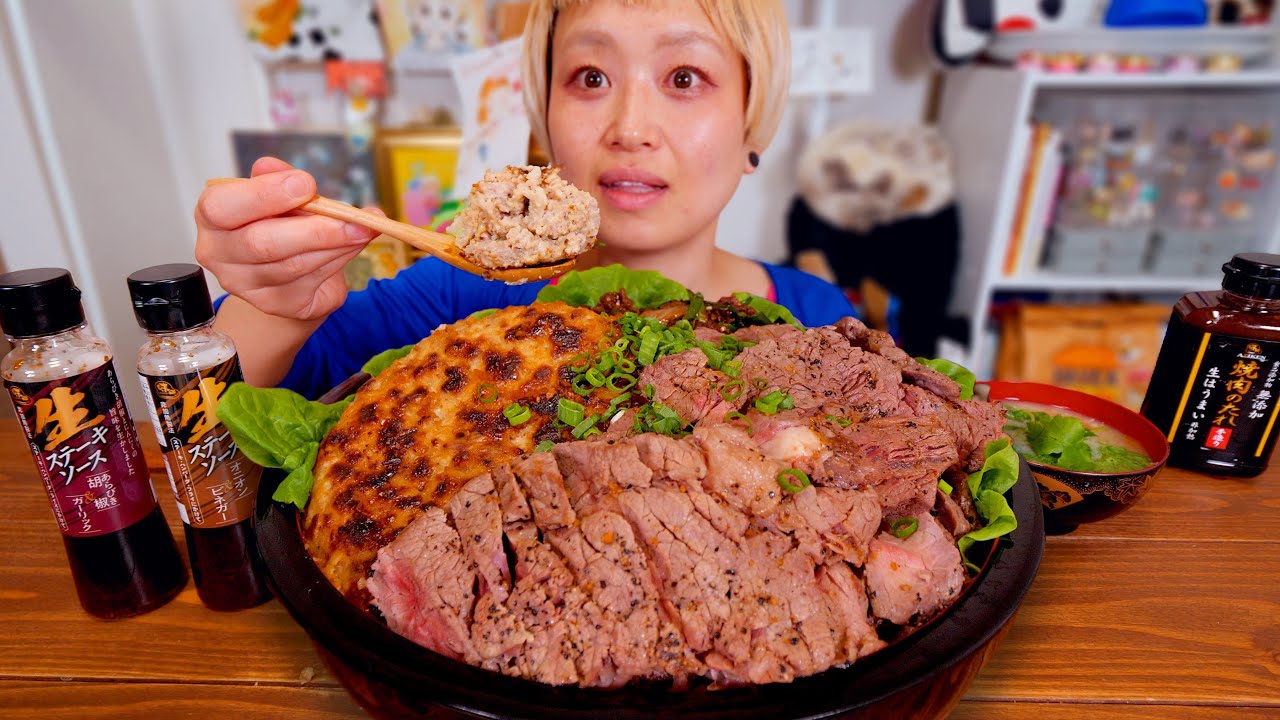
<box><xmin>254</xmin><ymin>378</ymin><xmax>1045</xmax><ymax>720</ymax></box>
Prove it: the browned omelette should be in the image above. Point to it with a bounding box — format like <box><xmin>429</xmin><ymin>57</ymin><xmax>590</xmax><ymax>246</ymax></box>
<box><xmin>306</xmin><ymin>302</ymin><xmax>618</xmax><ymax>605</ymax></box>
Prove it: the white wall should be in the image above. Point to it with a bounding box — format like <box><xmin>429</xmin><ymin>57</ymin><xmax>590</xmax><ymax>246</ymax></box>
<box><xmin>0</xmin><ymin>1</ymin><xmax>934</xmax><ymax>411</ymax></box>
<box><xmin>724</xmin><ymin>1</ymin><xmax>936</xmax><ymax>263</ymax></box>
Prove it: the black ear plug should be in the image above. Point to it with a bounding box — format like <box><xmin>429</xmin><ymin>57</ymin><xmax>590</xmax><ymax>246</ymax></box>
<box><xmin>748</xmin><ymin>151</ymin><xmax>760</xmax><ymax>168</ymax></box>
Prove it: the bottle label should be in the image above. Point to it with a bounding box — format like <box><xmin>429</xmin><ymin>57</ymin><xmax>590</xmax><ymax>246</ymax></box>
<box><xmin>5</xmin><ymin>363</ymin><xmax>157</xmax><ymax>538</ymax></box>
<box><xmin>1144</xmin><ymin>316</ymin><xmax>1280</xmax><ymax>467</ymax></box>
<box><xmin>142</xmin><ymin>356</ymin><xmax>260</xmax><ymax>529</ymax></box>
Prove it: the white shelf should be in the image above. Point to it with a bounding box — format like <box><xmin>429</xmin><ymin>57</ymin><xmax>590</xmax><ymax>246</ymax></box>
<box><xmin>937</xmin><ymin>65</ymin><xmax>1280</xmax><ymax>377</ymax></box>
<box><xmin>1025</xmin><ymin>69</ymin><xmax>1280</xmax><ymax>89</ymax></box>
<box><xmin>990</xmin><ymin>273</ymin><xmax>1222</xmax><ymax>292</ymax></box>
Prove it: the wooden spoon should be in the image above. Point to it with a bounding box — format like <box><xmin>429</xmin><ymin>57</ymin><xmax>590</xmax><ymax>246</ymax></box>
<box><xmin>205</xmin><ymin>178</ymin><xmax>576</xmax><ymax>284</ymax></box>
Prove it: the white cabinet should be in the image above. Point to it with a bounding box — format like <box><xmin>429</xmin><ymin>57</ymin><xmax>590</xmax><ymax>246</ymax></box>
<box><xmin>937</xmin><ymin>67</ymin><xmax>1280</xmax><ymax>377</ymax></box>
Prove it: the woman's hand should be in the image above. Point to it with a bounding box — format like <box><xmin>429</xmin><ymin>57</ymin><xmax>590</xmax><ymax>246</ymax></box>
<box><xmin>194</xmin><ymin>156</ymin><xmax>380</xmax><ymax>321</ymax></box>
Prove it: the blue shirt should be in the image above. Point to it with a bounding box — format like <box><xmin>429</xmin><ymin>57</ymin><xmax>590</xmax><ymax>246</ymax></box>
<box><xmin>278</xmin><ymin>258</ymin><xmax>857</xmax><ymax>399</ymax></box>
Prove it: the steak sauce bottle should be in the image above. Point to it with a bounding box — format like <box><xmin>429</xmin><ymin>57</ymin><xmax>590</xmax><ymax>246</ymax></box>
<box><xmin>0</xmin><ymin>268</ymin><xmax>187</xmax><ymax>619</ymax></box>
<box><xmin>129</xmin><ymin>264</ymin><xmax>271</xmax><ymax>611</ymax></box>
<box><xmin>1141</xmin><ymin>253</ymin><xmax>1280</xmax><ymax>477</ymax></box>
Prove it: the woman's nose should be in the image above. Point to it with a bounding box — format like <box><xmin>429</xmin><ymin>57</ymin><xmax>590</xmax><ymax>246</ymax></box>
<box><xmin>605</xmin><ymin>82</ymin><xmax>659</xmax><ymax>152</ymax></box>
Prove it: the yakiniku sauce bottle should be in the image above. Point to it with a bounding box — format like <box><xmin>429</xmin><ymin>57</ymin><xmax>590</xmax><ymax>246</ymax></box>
<box><xmin>129</xmin><ymin>264</ymin><xmax>271</xmax><ymax>611</ymax></box>
<box><xmin>1141</xmin><ymin>253</ymin><xmax>1280</xmax><ymax>477</ymax></box>
<box><xmin>0</xmin><ymin>268</ymin><xmax>187</xmax><ymax>619</ymax></box>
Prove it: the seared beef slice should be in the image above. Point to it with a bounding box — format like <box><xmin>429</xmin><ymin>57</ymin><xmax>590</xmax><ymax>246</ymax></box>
<box><xmin>369</xmin><ymin>428</ymin><xmax>935</xmax><ymax>687</ymax></box>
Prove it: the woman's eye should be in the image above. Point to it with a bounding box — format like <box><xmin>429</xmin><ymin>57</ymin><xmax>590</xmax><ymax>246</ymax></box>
<box><xmin>671</xmin><ymin>68</ymin><xmax>699</xmax><ymax>90</ymax></box>
<box><xmin>575</xmin><ymin>68</ymin><xmax>609</xmax><ymax>89</ymax></box>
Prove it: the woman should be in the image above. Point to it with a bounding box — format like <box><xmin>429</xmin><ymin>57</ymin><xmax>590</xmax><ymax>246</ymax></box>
<box><xmin>195</xmin><ymin>0</ymin><xmax>856</xmax><ymax>398</ymax></box>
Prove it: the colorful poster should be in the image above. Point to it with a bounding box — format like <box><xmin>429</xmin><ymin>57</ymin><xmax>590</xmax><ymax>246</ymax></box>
<box><xmin>450</xmin><ymin>38</ymin><xmax>531</xmax><ymax>193</ymax></box>
<box><xmin>376</xmin><ymin>0</ymin><xmax>491</xmax><ymax>71</ymax></box>
<box><xmin>238</xmin><ymin>0</ymin><xmax>385</xmax><ymax>63</ymax></box>
<box><xmin>374</xmin><ymin>128</ymin><xmax>461</xmax><ymax>226</ymax></box>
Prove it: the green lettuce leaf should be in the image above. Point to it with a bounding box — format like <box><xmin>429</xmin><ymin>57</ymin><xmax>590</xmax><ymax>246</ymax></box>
<box><xmin>536</xmin><ymin>264</ymin><xmax>690</xmax><ymax>310</ymax></box>
<box><xmin>959</xmin><ymin>438</ymin><xmax>1020</xmax><ymax>559</ymax></box>
<box><xmin>915</xmin><ymin>357</ymin><xmax>975</xmax><ymax>400</ymax></box>
<box><xmin>1003</xmin><ymin>407</ymin><xmax>1150</xmax><ymax>473</ymax></box>
<box><xmin>958</xmin><ymin>489</ymin><xmax>1018</xmax><ymax>556</ymax></box>
<box><xmin>361</xmin><ymin>344</ymin><xmax>415</xmax><ymax>377</ymax></box>
<box><xmin>731</xmin><ymin>292</ymin><xmax>802</xmax><ymax>328</ymax></box>
<box><xmin>215</xmin><ymin>383</ymin><xmax>353</xmax><ymax>509</ymax></box>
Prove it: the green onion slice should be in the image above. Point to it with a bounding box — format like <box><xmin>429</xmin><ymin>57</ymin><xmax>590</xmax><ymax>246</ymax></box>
<box><xmin>572</xmin><ymin>374</ymin><xmax>596</xmax><ymax>396</ymax></box>
<box><xmin>503</xmin><ymin>403</ymin><xmax>532</xmax><ymax>425</ymax></box>
<box><xmin>475</xmin><ymin>383</ymin><xmax>498</xmax><ymax>404</ymax></box>
<box><xmin>719</xmin><ymin>379</ymin><xmax>745</xmax><ymax>402</ymax></box>
<box><xmin>534</xmin><ymin>440</ymin><xmax>555</xmax><ymax>453</ymax></box>
<box><xmin>642</xmin><ymin>383</ymin><xmax>656</xmax><ymax>400</ymax></box>
<box><xmin>557</xmin><ymin>398</ymin><xmax>585</xmax><ymax>426</ymax></box>
<box><xmin>607</xmin><ymin>373</ymin><xmax>637</xmax><ymax>392</ymax></box>
<box><xmin>752</xmin><ymin>377</ymin><xmax>769</xmax><ymax>389</ymax></box>
<box><xmin>823</xmin><ymin>414</ymin><xmax>853</xmax><ymax>428</ymax></box>
<box><xmin>938</xmin><ymin>478</ymin><xmax>954</xmax><ymax>495</ymax></box>
<box><xmin>776</xmin><ymin>468</ymin><xmax>810</xmax><ymax>494</ymax></box>
<box><xmin>571</xmin><ymin>414</ymin><xmax>601</xmax><ymax>439</ymax></box>
<box><xmin>890</xmin><ymin>517</ymin><xmax>919</xmax><ymax>539</ymax></box>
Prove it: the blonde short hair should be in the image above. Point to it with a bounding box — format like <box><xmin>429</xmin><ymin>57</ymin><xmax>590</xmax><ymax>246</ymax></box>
<box><xmin>521</xmin><ymin>0</ymin><xmax>790</xmax><ymax>160</ymax></box>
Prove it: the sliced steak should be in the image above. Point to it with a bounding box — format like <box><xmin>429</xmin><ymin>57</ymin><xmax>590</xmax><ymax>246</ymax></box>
<box><xmin>819</xmin><ymin>416</ymin><xmax>957</xmax><ymax>516</ymax></box>
<box><xmin>864</xmin><ymin>514</ymin><xmax>964</xmax><ymax>625</ymax></box>
<box><xmin>638</xmin><ymin>348</ymin><xmax>737</xmax><ymax>425</ymax></box>
<box><xmin>898</xmin><ymin>385</ymin><xmax>1006</xmax><ymax>472</ymax></box>
<box><xmin>732</xmin><ymin>324</ymin><xmax>802</xmax><ymax>344</ymax></box>
<box><xmin>553</xmin><ymin>440</ymin><xmax>653</xmax><ymax>514</ymax></box>
<box><xmin>734</xmin><ymin>328</ymin><xmax>904</xmax><ymax>420</ymax></box>
<box><xmin>833</xmin><ymin>317</ymin><xmax>960</xmax><ymax>401</ymax></box>
<box><xmin>511</xmin><ymin>452</ymin><xmax>575</xmax><ymax>528</ymax></box>
<box><xmin>693</xmin><ymin>424</ymin><xmax>787</xmax><ymax>517</ymax></box>
<box><xmin>366</xmin><ymin>507</ymin><xmax>478</xmax><ymax>663</ymax></box>
<box><xmin>448</xmin><ymin>474</ymin><xmax>510</xmax><ymax>602</ymax></box>
<box><xmin>630</xmin><ymin>432</ymin><xmax>708</xmax><ymax>484</ymax></box>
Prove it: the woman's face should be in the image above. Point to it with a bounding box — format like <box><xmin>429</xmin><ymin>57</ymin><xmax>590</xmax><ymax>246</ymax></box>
<box><xmin>546</xmin><ymin>0</ymin><xmax>753</xmax><ymax>255</ymax></box>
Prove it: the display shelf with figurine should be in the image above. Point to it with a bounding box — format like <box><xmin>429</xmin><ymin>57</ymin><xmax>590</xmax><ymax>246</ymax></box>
<box><xmin>936</xmin><ymin>65</ymin><xmax>1280</xmax><ymax>380</ymax></box>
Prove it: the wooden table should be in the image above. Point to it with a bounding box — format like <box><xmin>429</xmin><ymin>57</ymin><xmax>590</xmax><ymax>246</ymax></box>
<box><xmin>1</xmin><ymin>420</ymin><xmax>1276</xmax><ymax>719</ymax></box>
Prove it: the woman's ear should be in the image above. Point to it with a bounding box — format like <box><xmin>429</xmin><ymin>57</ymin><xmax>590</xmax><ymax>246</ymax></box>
<box><xmin>744</xmin><ymin>150</ymin><xmax>760</xmax><ymax>174</ymax></box>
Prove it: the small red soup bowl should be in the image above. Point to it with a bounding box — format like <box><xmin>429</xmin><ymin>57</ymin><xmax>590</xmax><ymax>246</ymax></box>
<box><xmin>979</xmin><ymin>381</ymin><xmax>1170</xmax><ymax>532</ymax></box>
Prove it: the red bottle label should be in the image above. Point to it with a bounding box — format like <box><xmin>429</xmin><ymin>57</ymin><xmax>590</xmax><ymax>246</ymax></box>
<box><xmin>6</xmin><ymin>363</ymin><xmax>157</xmax><ymax>537</ymax></box>
<box><xmin>142</xmin><ymin>357</ymin><xmax>261</xmax><ymax>529</ymax></box>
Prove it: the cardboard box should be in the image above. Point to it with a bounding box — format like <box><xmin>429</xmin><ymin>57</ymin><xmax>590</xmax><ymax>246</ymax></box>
<box><xmin>995</xmin><ymin>303</ymin><xmax>1171</xmax><ymax>410</ymax></box>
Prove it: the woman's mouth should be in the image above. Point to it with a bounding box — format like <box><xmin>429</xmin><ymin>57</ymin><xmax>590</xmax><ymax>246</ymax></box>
<box><xmin>598</xmin><ymin>169</ymin><xmax>668</xmax><ymax>211</ymax></box>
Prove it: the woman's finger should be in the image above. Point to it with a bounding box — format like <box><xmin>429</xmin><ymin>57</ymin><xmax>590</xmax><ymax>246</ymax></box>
<box><xmin>251</xmin><ymin>156</ymin><xmax>294</xmax><ymax>176</ymax></box>
<box><xmin>196</xmin><ymin>170</ymin><xmax>317</xmax><ymax>230</ymax></box>
<box><xmin>228</xmin><ymin>243</ymin><xmax>366</xmax><ymax>289</ymax></box>
<box><xmin>217</xmin><ymin>214</ymin><xmax>376</xmax><ymax>265</ymax></box>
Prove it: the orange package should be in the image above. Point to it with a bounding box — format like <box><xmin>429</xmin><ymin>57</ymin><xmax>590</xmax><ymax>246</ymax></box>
<box><xmin>995</xmin><ymin>303</ymin><xmax>1170</xmax><ymax>411</ymax></box>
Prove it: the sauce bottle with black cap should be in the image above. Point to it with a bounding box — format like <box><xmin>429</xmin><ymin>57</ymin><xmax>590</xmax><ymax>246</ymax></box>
<box><xmin>1141</xmin><ymin>253</ymin><xmax>1280</xmax><ymax>477</ymax></box>
<box><xmin>0</xmin><ymin>267</ymin><xmax>187</xmax><ymax>619</ymax></box>
<box><xmin>129</xmin><ymin>264</ymin><xmax>271</xmax><ymax>610</ymax></box>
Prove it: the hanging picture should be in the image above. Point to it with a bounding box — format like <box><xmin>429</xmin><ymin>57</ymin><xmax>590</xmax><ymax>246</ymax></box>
<box><xmin>232</xmin><ymin>130</ymin><xmax>378</xmax><ymax>208</ymax></box>
<box><xmin>374</xmin><ymin>127</ymin><xmax>462</xmax><ymax>227</ymax></box>
<box><xmin>376</xmin><ymin>0</ymin><xmax>491</xmax><ymax>71</ymax></box>
<box><xmin>450</xmin><ymin>38</ymin><xmax>531</xmax><ymax>193</ymax></box>
<box><xmin>238</xmin><ymin>0</ymin><xmax>385</xmax><ymax>63</ymax></box>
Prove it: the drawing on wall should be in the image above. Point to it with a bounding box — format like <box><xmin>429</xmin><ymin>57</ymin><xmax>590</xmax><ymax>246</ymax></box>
<box><xmin>238</xmin><ymin>0</ymin><xmax>385</xmax><ymax>63</ymax></box>
<box><xmin>376</xmin><ymin>0</ymin><xmax>490</xmax><ymax>70</ymax></box>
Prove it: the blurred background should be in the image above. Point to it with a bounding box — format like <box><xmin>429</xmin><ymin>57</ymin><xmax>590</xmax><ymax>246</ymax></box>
<box><xmin>1</xmin><ymin>0</ymin><xmax>1278</xmax><ymax>414</ymax></box>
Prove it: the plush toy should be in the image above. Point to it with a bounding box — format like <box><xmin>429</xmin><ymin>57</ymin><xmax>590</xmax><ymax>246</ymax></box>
<box><xmin>787</xmin><ymin>121</ymin><xmax>962</xmax><ymax>357</ymax></box>
<box><xmin>930</xmin><ymin>0</ymin><xmax>1095</xmax><ymax>66</ymax></box>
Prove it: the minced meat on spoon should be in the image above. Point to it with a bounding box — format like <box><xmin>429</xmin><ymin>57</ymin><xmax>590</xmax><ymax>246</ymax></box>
<box><xmin>450</xmin><ymin>165</ymin><xmax>600</xmax><ymax>270</ymax></box>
